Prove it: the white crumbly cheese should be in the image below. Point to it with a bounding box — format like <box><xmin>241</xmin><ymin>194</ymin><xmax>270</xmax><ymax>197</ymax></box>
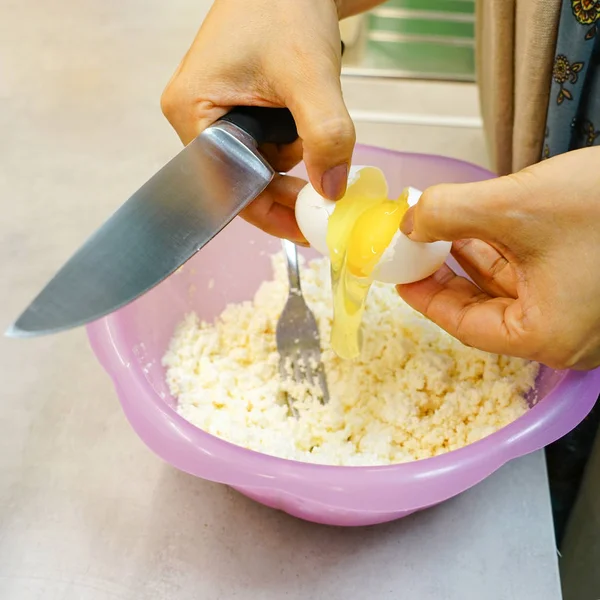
<box><xmin>163</xmin><ymin>254</ymin><xmax>538</xmax><ymax>466</ymax></box>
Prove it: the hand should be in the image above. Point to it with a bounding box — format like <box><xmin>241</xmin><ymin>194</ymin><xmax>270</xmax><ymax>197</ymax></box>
<box><xmin>161</xmin><ymin>0</ymin><xmax>360</xmax><ymax>243</ymax></box>
<box><xmin>397</xmin><ymin>147</ymin><xmax>600</xmax><ymax>371</ymax></box>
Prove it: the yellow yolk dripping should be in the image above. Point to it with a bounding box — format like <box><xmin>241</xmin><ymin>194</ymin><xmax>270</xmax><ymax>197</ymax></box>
<box><xmin>326</xmin><ymin>179</ymin><xmax>409</xmax><ymax>360</ymax></box>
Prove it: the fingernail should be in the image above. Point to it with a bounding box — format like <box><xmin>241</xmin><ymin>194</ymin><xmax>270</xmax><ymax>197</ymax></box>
<box><xmin>296</xmin><ymin>240</ymin><xmax>310</xmax><ymax>248</ymax></box>
<box><xmin>400</xmin><ymin>207</ymin><xmax>414</xmax><ymax>236</ymax></box>
<box><xmin>321</xmin><ymin>164</ymin><xmax>348</xmax><ymax>200</ymax></box>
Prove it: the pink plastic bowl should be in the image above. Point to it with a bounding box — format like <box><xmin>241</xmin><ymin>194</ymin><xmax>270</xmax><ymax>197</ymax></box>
<box><xmin>88</xmin><ymin>145</ymin><xmax>600</xmax><ymax>526</ymax></box>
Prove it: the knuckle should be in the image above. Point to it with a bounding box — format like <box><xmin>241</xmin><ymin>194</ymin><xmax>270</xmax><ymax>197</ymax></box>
<box><xmin>160</xmin><ymin>84</ymin><xmax>180</xmax><ymax>121</ymax></box>
<box><xmin>485</xmin><ymin>255</ymin><xmax>510</xmax><ymax>285</ymax></box>
<box><xmin>309</xmin><ymin>117</ymin><xmax>355</xmax><ymax>152</ymax></box>
<box><xmin>161</xmin><ymin>74</ymin><xmax>198</xmax><ymax>121</ymax></box>
<box><xmin>509</xmin><ymin>307</ymin><xmax>545</xmax><ymax>358</ymax></box>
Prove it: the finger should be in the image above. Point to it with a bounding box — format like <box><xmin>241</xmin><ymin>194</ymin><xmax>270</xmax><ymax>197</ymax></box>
<box><xmin>259</xmin><ymin>139</ymin><xmax>304</xmax><ymax>174</ymax></box>
<box><xmin>396</xmin><ymin>264</ymin><xmax>531</xmax><ymax>358</ymax></box>
<box><xmin>286</xmin><ymin>62</ymin><xmax>355</xmax><ymax>200</ymax></box>
<box><xmin>451</xmin><ymin>239</ymin><xmax>518</xmax><ymax>298</ymax></box>
<box><xmin>400</xmin><ymin>175</ymin><xmax>526</xmax><ymax>245</ymax></box>
<box><xmin>240</xmin><ymin>175</ymin><xmax>308</xmax><ymax>243</ymax></box>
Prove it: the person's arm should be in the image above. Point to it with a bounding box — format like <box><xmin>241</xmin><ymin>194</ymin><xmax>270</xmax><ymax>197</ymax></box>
<box><xmin>162</xmin><ymin>0</ymin><xmax>362</xmax><ymax>243</ymax></box>
<box><xmin>337</xmin><ymin>0</ymin><xmax>387</xmax><ymax>18</ymax></box>
<box><xmin>397</xmin><ymin>146</ymin><xmax>600</xmax><ymax>370</ymax></box>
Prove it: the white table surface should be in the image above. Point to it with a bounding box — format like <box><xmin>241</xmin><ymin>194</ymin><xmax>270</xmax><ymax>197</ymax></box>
<box><xmin>0</xmin><ymin>1</ymin><xmax>562</xmax><ymax>598</ymax></box>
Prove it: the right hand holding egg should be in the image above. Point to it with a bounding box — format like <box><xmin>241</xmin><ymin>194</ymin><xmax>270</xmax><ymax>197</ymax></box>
<box><xmin>397</xmin><ymin>147</ymin><xmax>600</xmax><ymax>371</ymax></box>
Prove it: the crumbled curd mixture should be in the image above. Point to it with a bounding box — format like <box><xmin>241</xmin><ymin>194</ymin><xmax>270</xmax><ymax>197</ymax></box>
<box><xmin>163</xmin><ymin>255</ymin><xmax>538</xmax><ymax>466</ymax></box>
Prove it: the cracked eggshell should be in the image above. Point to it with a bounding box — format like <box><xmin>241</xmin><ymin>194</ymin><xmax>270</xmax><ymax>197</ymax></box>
<box><xmin>295</xmin><ymin>169</ymin><xmax>451</xmax><ymax>285</ymax></box>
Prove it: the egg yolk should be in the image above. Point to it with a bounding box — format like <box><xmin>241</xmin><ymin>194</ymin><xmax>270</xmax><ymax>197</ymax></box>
<box><xmin>326</xmin><ymin>176</ymin><xmax>409</xmax><ymax>360</ymax></box>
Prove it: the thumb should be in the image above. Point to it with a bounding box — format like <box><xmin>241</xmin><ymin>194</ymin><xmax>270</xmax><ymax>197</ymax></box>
<box><xmin>400</xmin><ymin>175</ymin><xmax>521</xmax><ymax>244</ymax></box>
<box><xmin>287</xmin><ymin>75</ymin><xmax>355</xmax><ymax>200</ymax></box>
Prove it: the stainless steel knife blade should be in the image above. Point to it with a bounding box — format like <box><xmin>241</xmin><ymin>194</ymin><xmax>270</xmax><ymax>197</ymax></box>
<box><xmin>7</xmin><ymin>121</ymin><xmax>274</xmax><ymax>337</ymax></box>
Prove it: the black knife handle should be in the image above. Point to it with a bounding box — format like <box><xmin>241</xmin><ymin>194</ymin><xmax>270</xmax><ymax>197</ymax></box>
<box><xmin>219</xmin><ymin>40</ymin><xmax>345</xmax><ymax>146</ymax></box>
<box><xmin>220</xmin><ymin>106</ymin><xmax>298</xmax><ymax>145</ymax></box>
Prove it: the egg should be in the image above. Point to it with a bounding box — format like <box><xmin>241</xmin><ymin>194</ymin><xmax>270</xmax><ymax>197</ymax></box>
<box><xmin>295</xmin><ymin>165</ymin><xmax>452</xmax><ymax>360</ymax></box>
<box><xmin>295</xmin><ymin>165</ymin><xmax>451</xmax><ymax>285</ymax></box>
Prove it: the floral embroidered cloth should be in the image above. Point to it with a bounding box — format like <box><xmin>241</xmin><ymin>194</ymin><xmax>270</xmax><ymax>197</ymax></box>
<box><xmin>544</xmin><ymin>0</ymin><xmax>600</xmax><ymax>157</ymax></box>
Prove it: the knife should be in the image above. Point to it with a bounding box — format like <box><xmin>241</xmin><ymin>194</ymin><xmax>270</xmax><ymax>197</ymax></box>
<box><xmin>6</xmin><ymin>106</ymin><xmax>299</xmax><ymax>337</ymax></box>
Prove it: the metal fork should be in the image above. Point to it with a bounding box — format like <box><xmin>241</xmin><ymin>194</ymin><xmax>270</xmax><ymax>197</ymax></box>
<box><xmin>276</xmin><ymin>239</ymin><xmax>330</xmax><ymax>415</ymax></box>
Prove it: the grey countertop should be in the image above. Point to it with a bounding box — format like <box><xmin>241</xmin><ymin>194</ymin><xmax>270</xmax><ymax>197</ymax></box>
<box><xmin>0</xmin><ymin>1</ymin><xmax>561</xmax><ymax>598</ymax></box>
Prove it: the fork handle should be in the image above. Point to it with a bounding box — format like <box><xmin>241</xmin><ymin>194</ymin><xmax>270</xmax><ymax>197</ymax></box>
<box><xmin>282</xmin><ymin>239</ymin><xmax>302</xmax><ymax>294</ymax></box>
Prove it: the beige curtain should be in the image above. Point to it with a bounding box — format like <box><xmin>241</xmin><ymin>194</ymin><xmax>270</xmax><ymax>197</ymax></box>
<box><xmin>475</xmin><ymin>0</ymin><xmax>562</xmax><ymax>175</ymax></box>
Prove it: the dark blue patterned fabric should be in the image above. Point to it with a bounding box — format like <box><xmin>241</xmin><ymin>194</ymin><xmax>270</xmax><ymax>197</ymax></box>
<box><xmin>543</xmin><ymin>0</ymin><xmax>600</xmax><ymax>158</ymax></box>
